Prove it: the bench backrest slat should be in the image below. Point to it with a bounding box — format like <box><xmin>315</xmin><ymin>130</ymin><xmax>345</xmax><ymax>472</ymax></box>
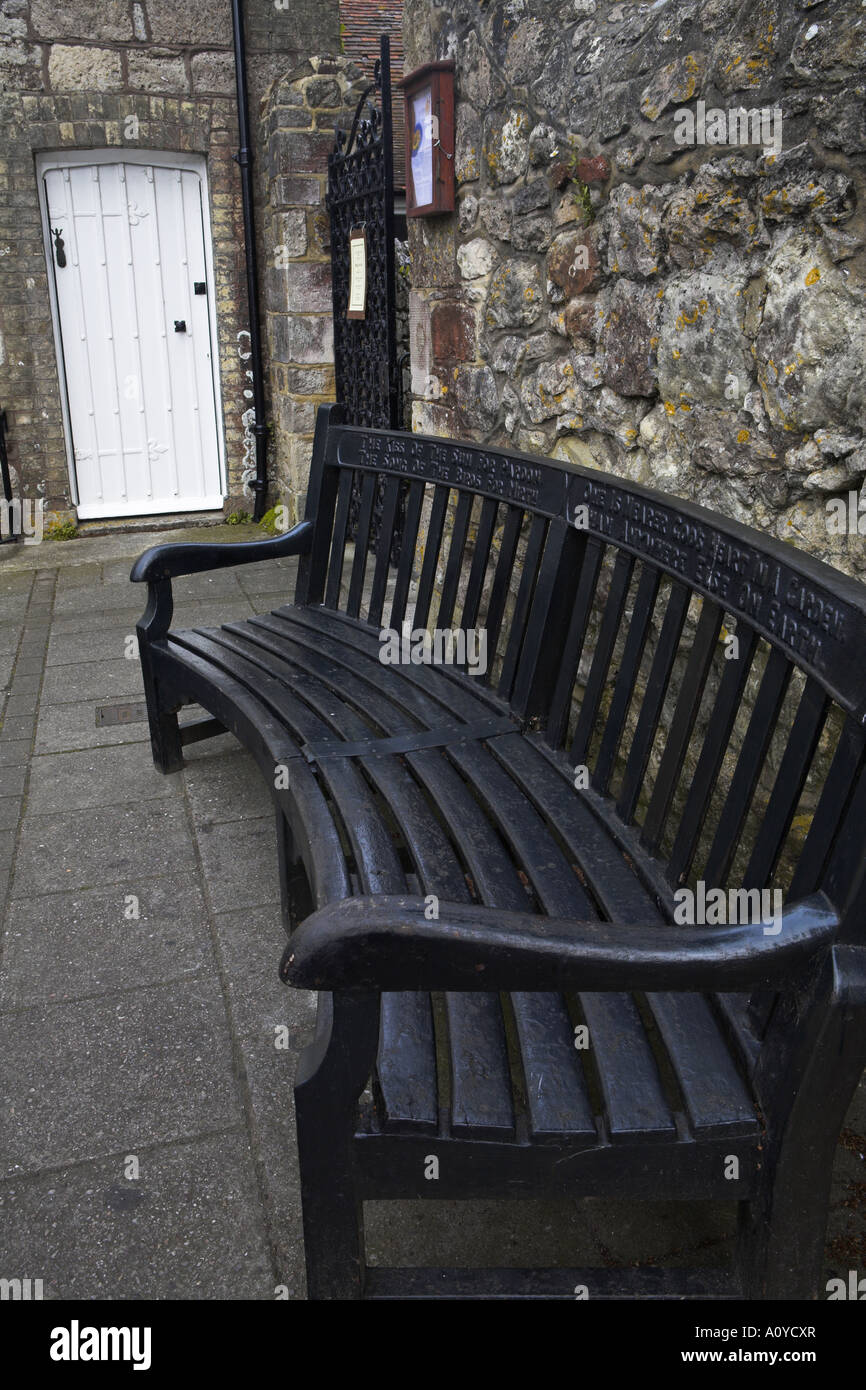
<box><xmin>789</xmin><ymin>716</ymin><xmax>866</xmax><ymax>903</ymax></box>
<box><xmin>571</xmin><ymin>550</ymin><xmax>636</xmax><ymax>767</ymax></box>
<box><xmin>461</xmin><ymin>496</ymin><xmax>500</xmax><ymax>634</ymax></box>
<box><xmin>616</xmin><ymin>578</ymin><xmax>691</xmax><ymax>825</ymax></box>
<box><xmin>498</xmin><ymin>512</ymin><xmax>547</xmax><ymax>701</ymax></box>
<box><xmin>701</xmin><ymin>646</ymin><xmax>794</xmax><ymax>888</ymax></box>
<box><xmin>438</xmin><ymin>489</ymin><xmax>475</xmax><ymax>632</ymax></box>
<box><xmin>388</xmin><ymin>479</ymin><xmax>426</xmax><ymax>632</ymax></box>
<box><xmin>413</xmin><ymin>483</ymin><xmax>450</xmax><ymax>631</ymax></box>
<box><xmin>546</xmin><ymin>535</ymin><xmax>605</xmax><ymax>746</ymax></box>
<box><xmin>367</xmin><ymin>475</ymin><xmax>402</xmax><ymax>628</ymax></box>
<box><xmin>346</xmin><ymin>470</ymin><xmax>378</xmax><ymax>619</ymax></box>
<box><xmin>664</xmin><ymin>623</ymin><xmax>760</xmax><ymax>885</ymax></box>
<box><xmin>481</xmin><ymin>503</ymin><xmax>523</xmax><ymax>662</ymax></box>
<box><xmin>324</xmin><ymin>467</ymin><xmax>354</xmax><ymax>608</ymax></box>
<box><xmin>594</xmin><ymin>563</ymin><xmax>663</xmax><ymax>797</ymax></box>
<box><xmin>510</xmin><ymin>519</ymin><xmax>584</xmax><ymax>720</ymax></box>
<box><xmin>742</xmin><ymin>678</ymin><xmax>830</xmax><ymax>891</ymax></box>
<box><xmin>640</xmin><ymin>599</ymin><xmax>723</xmax><ymax>856</ymax></box>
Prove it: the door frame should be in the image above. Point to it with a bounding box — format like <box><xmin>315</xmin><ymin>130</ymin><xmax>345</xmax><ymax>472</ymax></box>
<box><xmin>36</xmin><ymin>148</ymin><xmax>227</xmax><ymax>517</ymax></box>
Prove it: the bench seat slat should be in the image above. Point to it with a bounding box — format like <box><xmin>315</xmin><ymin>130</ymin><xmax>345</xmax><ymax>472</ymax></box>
<box><xmin>578</xmin><ymin>992</ymin><xmax>677</xmax><ymax>1143</ymax></box>
<box><xmin>646</xmin><ymin>993</ymin><xmax>757</xmax><ymax>1138</ymax></box>
<box><xmin>377</xmin><ymin>994</ymin><xmax>438</xmax><ymax>1134</ymax></box>
<box><xmin>274</xmin><ymin>603</ymin><xmax>506</xmax><ymax>722</ymax></box>
<box><xmin>491</xmin><ymin>735</ymin><xmax>662</xmax><ymax>922</ymax></box>
<box><xmin>509</xmin><ymin>991</ymin><xmax>596</xmax><ymax>1140</ymax></box>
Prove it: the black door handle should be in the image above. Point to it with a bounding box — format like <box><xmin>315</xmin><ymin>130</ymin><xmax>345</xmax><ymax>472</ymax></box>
<box><xmin>52</xmin><ymin>228</ymin><xmax>66</xmax><ymax>268</ymax></box>
<box><xmin>174</xmin><ymin>320</ymin><xmax>187</xmax><ymax>333</ymax></box>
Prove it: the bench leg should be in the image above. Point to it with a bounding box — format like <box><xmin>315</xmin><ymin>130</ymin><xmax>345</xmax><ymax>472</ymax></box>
<box><xmin>738</xmin><ymin>1166</ymin><xmax>833</xmax><ymax>1300</ymax></box>
<box><xmin>137</xmin><ymin>581</ymin><xmax>184</xmax><ymax>774</ymax></box>
<box><xmin>144</xmin><ymin>686</ymin><xmax>184</xmax><ymax>774</ymax></box>
<box><xmin>294</xmin><ymin>990</ymin><xmax>379</xmax><ymax>1299</ymax></box>
<box><xmin>739</xmin><ymin>961</ymin><xmax>866</xmax><ymax>1300</ymax></box>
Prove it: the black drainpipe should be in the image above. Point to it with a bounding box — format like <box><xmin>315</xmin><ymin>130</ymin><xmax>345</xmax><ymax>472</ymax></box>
<box><xmin>231</xmin><ymin>0</ymin><xmax>268</xmax><ymax>521</ymax></box>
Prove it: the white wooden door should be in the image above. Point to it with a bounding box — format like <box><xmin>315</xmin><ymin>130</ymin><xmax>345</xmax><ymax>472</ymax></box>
<box><xmin>41</xmin><ymin>155</ymin><xmax>224</xmax><ymax>518</ymax></box>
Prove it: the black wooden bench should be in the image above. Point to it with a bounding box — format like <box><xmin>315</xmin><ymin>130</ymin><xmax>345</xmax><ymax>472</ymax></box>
<box><xmin>131</xmin><ymin>403</ymin><xmax>866</xmax><ymax>1301</ymax></box>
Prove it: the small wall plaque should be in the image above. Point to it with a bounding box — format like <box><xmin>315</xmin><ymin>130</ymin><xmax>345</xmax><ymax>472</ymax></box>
<box><xmin>347</xmin><ymin>228</ymin><xmax>367</xmax><ymax>319</ymax></box>
<box><xmin>398</xmin><ymin>61</ymin><xmax>455</xmax><ymax>217</ymax></box>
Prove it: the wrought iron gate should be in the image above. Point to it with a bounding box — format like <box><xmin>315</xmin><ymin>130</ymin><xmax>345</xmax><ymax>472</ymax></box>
<box><xmin>328</xmin><ymin>34</ymin><xmax>399</xmax><ymax>430</ymax></box>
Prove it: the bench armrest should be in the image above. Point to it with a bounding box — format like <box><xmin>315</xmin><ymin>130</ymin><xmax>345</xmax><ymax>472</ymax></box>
<box><xmin>282</xmin><ymin>892</ymin><xmax>839</xmax><ymax>993</ymax></box>
<box><xmin>130</xmin><ymin>519</ymin><xmax>314</xmax><ymax>583</ymax></box>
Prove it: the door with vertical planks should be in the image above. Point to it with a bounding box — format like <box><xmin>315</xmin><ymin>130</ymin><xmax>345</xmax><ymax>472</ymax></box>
<box><xmin>39</xmin><ymin>152</ymin><xmax>224</xmax><ymax>519</ymax></box>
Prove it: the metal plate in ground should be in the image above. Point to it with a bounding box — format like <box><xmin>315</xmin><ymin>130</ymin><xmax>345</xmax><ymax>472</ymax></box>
<box><xmin>95</xmin><ymin>701</ymin><xmax>148</xmax><ymax>727</ymax></box>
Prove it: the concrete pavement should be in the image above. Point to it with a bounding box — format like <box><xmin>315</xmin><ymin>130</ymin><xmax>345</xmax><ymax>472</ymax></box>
<box><xmin>0</xmin><ymin>526</ymin><xmax>863</xmax><ymax>1299</ymax></box>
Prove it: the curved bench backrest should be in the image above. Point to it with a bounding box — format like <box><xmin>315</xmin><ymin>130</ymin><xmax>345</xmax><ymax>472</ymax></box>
<box><xmin>297</xmin><ymin>406</ymin><xmax>866</xmax><ymax>948</ymax></box>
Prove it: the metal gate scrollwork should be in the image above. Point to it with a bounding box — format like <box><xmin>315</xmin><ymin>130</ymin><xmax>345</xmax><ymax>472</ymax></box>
<box><xmin>328</xmin><ymin>34</ymin><xmax>405</xmax><ymax>564</ymax></box>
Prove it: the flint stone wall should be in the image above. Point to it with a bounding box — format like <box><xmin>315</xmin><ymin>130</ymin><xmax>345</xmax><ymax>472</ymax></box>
<box><xmin>403</xmin><ymin>0</ymin><xmax>866</xmax><ymax>576</ymax></box>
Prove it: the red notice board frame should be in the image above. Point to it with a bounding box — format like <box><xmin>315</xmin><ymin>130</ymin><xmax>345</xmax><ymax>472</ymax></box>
<box><xmin>398</xmin><ymin>61</ymin><xmax>455</xmax><ymax>217</ymax></box>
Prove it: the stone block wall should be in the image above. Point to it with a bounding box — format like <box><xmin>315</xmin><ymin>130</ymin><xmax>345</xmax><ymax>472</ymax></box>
<box><xmin>261</xmin><ymin>56</ymin><xmax>363</xmax><ymax>519</ymax></box>
<box><xmin>0</xmin><ymin>0</ymin><xmax>339</xmax><ymax>521</ymax></box>
<box><xmin>402</xmin><ymin>0</ymin><xmax>866</xmax><ymax>577</ymax></box>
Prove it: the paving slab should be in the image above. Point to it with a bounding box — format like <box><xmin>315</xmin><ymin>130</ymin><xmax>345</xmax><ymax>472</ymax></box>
<box><xmin>26</xmin><ymin>742</ymin><xmax>180</xmax><ymax>816</ymax></box>
<box><xmin>194</xmin><ymin>815</ymin><xmax>281</xmax><ymax>913</ymax></box>
<box><xmin>0</xmin><ymin>879</ymin><xmax>214</xmax><ymax>1008</ymax></box>
<box><xmin>0</xmin><ymin>739</ymin><xmax>31</xmax><ymax>767</ymax></box>
<box><xmin>49</xmin><ymin>607</ymin><xmax>144</xmax><ymax>637</ymax></box>
<box><xmin>47</xmin><ymin>625</ymin><xmax>143</xmax><ymax>668</ymax></box>
<box><xmin>41</xmin><ymin>658</ymin><xmax>145</xmax><ymax>706</ymax></box>
<box><xmin>0</xmin><ymin>976</ymin><xmax>245</xmax><ymax>1176</ymax></box>
<box><xmin>0</xmin><ymin>1131</ymin><xmax>275</xmax><ymax>1300</ymax></box>
<box><xmin>184</xmin><ymin>748</ymin><xmax>271</xmax><ymax>826</ymax></box>
<box><xmin>12</xmin><ymin>800</ymin><xmax>196</xmax><ymax>898</ymax></box>
<box><xmin>53</xmin><ymin>585</ymin><xmax>143</xmax><ymax>616</ymax></box>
